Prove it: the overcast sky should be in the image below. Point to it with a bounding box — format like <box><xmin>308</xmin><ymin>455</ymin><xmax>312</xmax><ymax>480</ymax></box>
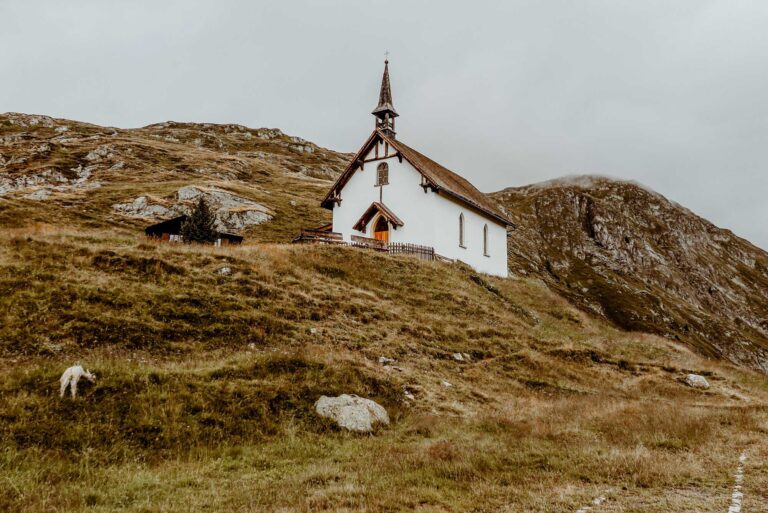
<box><xmin>2</xmin><ymin>1</ymin><xmax>766</xmax><ymax>249</ymax></box>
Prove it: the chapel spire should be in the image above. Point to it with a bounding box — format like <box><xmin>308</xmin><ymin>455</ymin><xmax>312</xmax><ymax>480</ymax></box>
<box><xmin>372</xmin><ymin>58</ymin><xmax>398</xmax><ymax>137</ymax></box>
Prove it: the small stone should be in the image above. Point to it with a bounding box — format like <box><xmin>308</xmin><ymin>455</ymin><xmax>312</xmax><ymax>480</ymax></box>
<box><xmin>216</xmin><ymin>266</ymin><xmax>232</xmax><ymax>276</ymax></box>
<box><xmin>452</xmin><ymin>353</ymin><xmax>464</xmax><ymax>362</ymax></box>
<box><xmin>379</xmin><ymin>356</ymin><xmax>395</xmax><ymax>365</ymax></box>
<box><xmin>309</xmin><ymin>328</ymin><xmax>318</xmax><ymax>335</ymax></box>
<box><xmin>684</xmin><ymin>374</ymin><xmax>710</xmax><ymax>389</ymax></box>
<box><xmin>441</xmin><ymin>380</ymin><xmax>453</xmax><ymax>388</ymax></box>
<box><xmin>314</xmin><ymin>394</ymin><xmax>389</xmax><ymax>432</ymax></box>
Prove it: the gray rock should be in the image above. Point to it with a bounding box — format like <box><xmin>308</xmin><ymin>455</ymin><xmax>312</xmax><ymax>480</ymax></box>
<box><xmin>378</xmin><ymin>356</ymin><xmax>396</xmax><ymax>366</ymax></box>
<box><xmin>217</xmin><ymin>208</ymin><xmax>271</xmax><ymax>230</ymax></box>
<box><xmin>112</xmin><ymin>185</ymin><xmax>273</xmax><ymax>231</ymax></box>
<box><xmin>84</xmin><ymin>145</ymin><xmax>113</xmax><ymax>162</ymax></box>
<box><xmin>452</xmin><ymin>352</ymin><xmax>465</xmax><ymax>362</ymax></box>
<box><xmin>23</xmin><ymin>188</ymin><xmax>51</xmax><ymax>200</ymax></box>
<box><xmin>112</xmin><ymin>196</ymin><xmax>172</xmax><ymax>218</ymax></box>
<box><xmin>216</xmin><ymin>267</ymin><xmax>232</xmax><ymax>276</ymax></box>
<box><xmin>0</xmin><ymin>165</ymin><xmax>96</xmax><ymax>196</ymax></box>
<box><xmin>402</xmin><ymin>385</ymin><xmax>417</xmax><ymax>401</ymax></box>
<box><xmin>684</xmin><ymin>374</ymin><xmax>710</xmax><ymax>389</ymax></box>
<box><xmin>314</xmin><ymin>394</ymin><xmax>389</xmax><ymax>432</ymax></box>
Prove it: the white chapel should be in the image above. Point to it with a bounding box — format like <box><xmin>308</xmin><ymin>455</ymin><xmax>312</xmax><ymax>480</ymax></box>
<box><xmin>321</xmin><ymin>60</ymin><xmax>513</xmax><ymax>277</ymax></box>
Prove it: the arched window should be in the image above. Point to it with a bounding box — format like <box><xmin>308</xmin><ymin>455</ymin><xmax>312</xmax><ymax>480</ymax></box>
<box><xmin>483</xmin><ymin>224</ymin><xmax>489</xmax><ymax>256</ymax></box>
<box><xmin>459</xmin><ymin>213</ymin><xmax>465</xmax><ymax>248</ymax></box>
<box><xmin>376</xmin><ymin>162</ymin><xmax>389</xmax><ymax>186</ymax></box>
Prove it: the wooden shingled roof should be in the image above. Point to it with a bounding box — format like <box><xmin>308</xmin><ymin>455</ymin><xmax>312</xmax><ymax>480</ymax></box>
<box><xmin>322</xmin><ymin>129</ymin><xmax>514</xmax><ymax>227</ymax></box>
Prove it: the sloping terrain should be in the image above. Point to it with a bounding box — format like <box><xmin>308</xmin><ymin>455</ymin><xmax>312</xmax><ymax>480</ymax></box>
<box><xmin>492</xmin><ymin>177</ymin><xmax>768</xmax><ymax>372</ymax></box>
<box><xmin>2</xmin><ymin>113</ymin><xmax>767</xmax><ymax>373</ymax></box>
<box><xmin>2</xmin><ymin>113</ymin><xmax>768</xmax><ymax>511</ymax></box>
<box><xmin>1</xmin><ymin>229</ymin><xmax>767</xmax><ymax>512</ymax></box>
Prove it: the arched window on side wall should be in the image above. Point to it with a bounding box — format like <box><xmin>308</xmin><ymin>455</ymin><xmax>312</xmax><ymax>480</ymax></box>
<box><xmin>483</xmin><ymin>224</ymin><xmax>489</xmax><ymax>256</ymax></box>
<box><xmin>459</xmin><ymin>213</ymin><xmax>465</xmax><ymax>248</ymax></box>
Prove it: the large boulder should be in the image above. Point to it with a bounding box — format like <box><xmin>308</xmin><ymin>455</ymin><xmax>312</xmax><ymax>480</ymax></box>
<box><xmin>684</xmin><ymin>374</ymin><xmax>710</xmax><ymax>389</ymax></box>
<box><xmin>112</xmin><ymin>185</ymin><xmax>273</xmax><ymax>231</ymax></box>
<box><xmin>314</xmin><ymin>394</ymin><xmax>389</xmax><ymax>432</ymax></box>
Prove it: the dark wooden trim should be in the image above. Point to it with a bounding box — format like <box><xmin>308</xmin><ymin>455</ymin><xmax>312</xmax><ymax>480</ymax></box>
<box><xmin>362</xmin><ymin>155</ymin><xmax>399</xmax><ymax>164</ymax></box>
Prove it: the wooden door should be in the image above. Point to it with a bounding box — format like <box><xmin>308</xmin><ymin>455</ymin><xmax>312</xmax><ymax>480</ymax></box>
<box><xmin>373</xmin><ymin>216</ymin><xmax>389</xmax><ymax>242</ymax></box>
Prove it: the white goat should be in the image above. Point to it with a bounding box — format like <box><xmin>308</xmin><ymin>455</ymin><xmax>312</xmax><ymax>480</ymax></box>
<box><xmin>59</xmin><ymin>364</ymin><xmax>96</xmax><ymax>398</ymax></box>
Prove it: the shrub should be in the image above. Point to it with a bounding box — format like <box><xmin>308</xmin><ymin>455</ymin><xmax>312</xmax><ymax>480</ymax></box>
<box><xmin>181</xmin><ymin>197</ymin><xmax>218</xmax><ymax>244</ymax></box>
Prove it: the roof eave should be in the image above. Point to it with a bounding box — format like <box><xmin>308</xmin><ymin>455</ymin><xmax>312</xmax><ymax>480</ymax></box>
<box><xmin>321</xmin><ymin>130</ymin><xmax>382</xmax><ymax>208</ymax></box>
<box><xmin>436</xmin><ymin>187</ymin><xmax>515</xmax><ymax>227</ymax></box>
<box><xmin>372</xmin><ymin>104</ymin><xmax>399</xmax><ymax>117</ymax></box>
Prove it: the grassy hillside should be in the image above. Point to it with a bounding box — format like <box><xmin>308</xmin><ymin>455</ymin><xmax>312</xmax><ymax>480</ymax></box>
<box><xmin>2</xmin><ymin>226</ymin><xmax>768</xmax><ymax>512</ymax></box>
<box><xmin>3</xmin><ymin>112</ymin><xmax>767</xmax><ymax>374</ymax></box>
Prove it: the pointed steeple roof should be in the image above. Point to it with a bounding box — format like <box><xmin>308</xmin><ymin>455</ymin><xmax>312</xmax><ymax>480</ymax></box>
<box><xmin>372</xmin><ymin>60</ymin><xmax>398</xmax><ymax>117</ymax></box>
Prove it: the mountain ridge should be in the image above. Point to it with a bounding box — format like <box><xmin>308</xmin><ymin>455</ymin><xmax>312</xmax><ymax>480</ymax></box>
<box><xmin>493</xmin><ymin>176</ymin><xmax>768</xmax><ymax>372</ymax></box>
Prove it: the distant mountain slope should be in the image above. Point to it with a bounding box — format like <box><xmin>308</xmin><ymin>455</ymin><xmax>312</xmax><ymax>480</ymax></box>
<box><xmin>0</xmin><ymin>112</ymin><xmax>349</xmax><ymax>241</ymax></box>
<box><xmin>492</xmin><ymin>176</ymin><xmax>768</xmax><ymax>371</ymax></box>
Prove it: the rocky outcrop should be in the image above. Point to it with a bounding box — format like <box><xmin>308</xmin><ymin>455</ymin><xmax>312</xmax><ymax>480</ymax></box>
<box><xmin>112</xmin><ymin>185</ymin><xmax>273</xmax><ymax>232</ymax></box>
<box><xmin>0</xmin><ymin>165</ymin><xmax>98</xmax><ymax>196</ymax></box>
<box><xmin>493</xmin><ymin>176</ymin><xmax>768</xmax><ymax>372</ymax></box>
<box><xmin>112</xmin><ymin>196</ymin><xmax>172</xmax><ymax>218</ymax></box>
<box><xmin>314</xmin><ymin>394</ymin><xmax>389</xmax><ymax>432</ymax></box>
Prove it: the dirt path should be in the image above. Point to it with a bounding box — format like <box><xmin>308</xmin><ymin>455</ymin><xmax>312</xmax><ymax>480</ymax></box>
<box><xmin>727</xmin><ymin>452</ymin><xmax>747</xmax><ymax>513</ymax></box>
<box><xmin>578</xmin><ymin>451</ymin><xmax>753</xmax><ymax>513</ymax></box>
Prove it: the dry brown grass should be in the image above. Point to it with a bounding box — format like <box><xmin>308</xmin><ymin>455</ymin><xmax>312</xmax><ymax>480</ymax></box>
<box><xmin>1</xmin><ymin>226</ymin><xmax>767</xmax><ymax>512</ymax></box>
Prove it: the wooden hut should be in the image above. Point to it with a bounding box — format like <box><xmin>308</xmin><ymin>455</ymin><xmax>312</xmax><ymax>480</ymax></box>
<box><xmin>144</xmin><ymin>215</ymin><xmax>243</xmax><ymax>245</ymax></box>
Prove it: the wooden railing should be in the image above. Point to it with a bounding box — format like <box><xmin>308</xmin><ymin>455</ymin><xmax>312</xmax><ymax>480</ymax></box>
<box><xmin>292</xmin><ymin>229</ymin><xmax>344</xmax><ymax>244</ymax></box>
<box><xmin>295</xmin><ymin>230</ymin><xmax>441</xmax><ymax>262</ymax></box>
<box><xmin>389</xmin><ymin>242</ymin><xmax>435</xmax><ymax>261</ymax></box>
<box><xmin>350</xmin><ymin>235</ymin><xmax>388</xmax><ymax>250</ymax></box>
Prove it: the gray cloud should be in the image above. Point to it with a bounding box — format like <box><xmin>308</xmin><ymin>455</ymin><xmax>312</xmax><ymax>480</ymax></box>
<box><xmin>2</xmin><ymin>0</ymin><xmax>766</xmax><ymax>249</ymax></box>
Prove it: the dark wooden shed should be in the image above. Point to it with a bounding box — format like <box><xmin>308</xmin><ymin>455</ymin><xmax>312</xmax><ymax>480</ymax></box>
<box><xmin>144</xmin><ymin>215</ymin><xmax>243</xmax><ymax>245</ymax></box>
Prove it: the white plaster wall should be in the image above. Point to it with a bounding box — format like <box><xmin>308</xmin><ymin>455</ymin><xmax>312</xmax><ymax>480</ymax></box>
<box><xmin>331</xmin><ymin>140</ymin><xmax>508</xmax><ymax>277</ymax></box>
